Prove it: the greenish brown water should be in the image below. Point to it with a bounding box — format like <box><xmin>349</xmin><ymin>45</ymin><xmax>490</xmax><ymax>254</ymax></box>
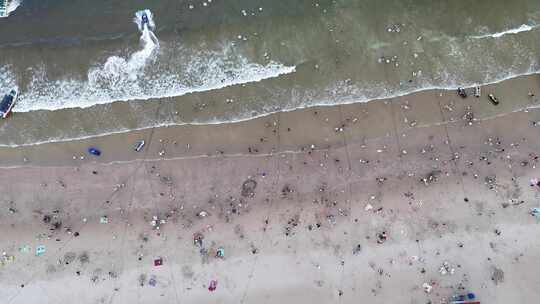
<box><xmin>0</xmin><ymin>0</ymin><xmax>539</xmax><ymax>146</ymax></box>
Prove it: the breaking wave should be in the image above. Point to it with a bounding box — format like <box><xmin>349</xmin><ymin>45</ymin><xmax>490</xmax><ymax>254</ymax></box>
<box><xmin>5</xmin><ymin>10</ymin><xmax>296</xmax><ymax>112</ymax></box>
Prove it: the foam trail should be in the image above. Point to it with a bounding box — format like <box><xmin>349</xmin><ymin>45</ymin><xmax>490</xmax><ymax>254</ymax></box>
<box><xmin>471</xmin><ymin>23</ymin><xmax>537</xmax><ymax>39</ymax></box>
<box><xmin>98</xmin><ymin>10</ymin><xmax>159</xmax><ymax>78</ymax></box>
<box><xmin>9</xmin><ymin>8</ymin><xmax>296</xmax><ymax>113</ymax></box>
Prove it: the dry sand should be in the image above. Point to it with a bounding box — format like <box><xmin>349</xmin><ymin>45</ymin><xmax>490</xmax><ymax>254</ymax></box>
<box><xmin>1</xmin><ymin>74</ymin><xmax>540</xmax><ymax>303</ymax></box>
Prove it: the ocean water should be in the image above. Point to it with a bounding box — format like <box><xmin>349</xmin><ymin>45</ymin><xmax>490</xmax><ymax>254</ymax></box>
<box><xmin>0</xmin><ymin>0</ymin><xmax>539</xmax><ymax>146</ymax></box>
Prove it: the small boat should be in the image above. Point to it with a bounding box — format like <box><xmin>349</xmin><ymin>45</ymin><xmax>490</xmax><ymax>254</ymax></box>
<box><xmin>474</xmin><ymin>86</ymin><xmax>481</xmax><ymax>98</ymax></box>
<box><xmin>141</xmin><ymin>12</ymin><xmax>149</xmax><ymax>26</ymax></box>
<box><xmin>0</xmin><ymin>89</ymin><xmax>18</xmax><ymax>119</ymax></box>
<box><xmin>488</xmin><ymin>93</ymin><xmax>499</xmax><ymax>105</ymax></box>
<box><xmin>0</xmin><ymin>0</ymin><xmax>9</xmax><ymax>17</ymax></box>
<box><xmin>457</xmin><ymin>87</ymin><xmax>467</xmax><ymax>98</ymax></box>
<box><xmin>88</xmin><ymin>147</ymin><xmax>102</xmax><ymax>156</ymax></box>
<box><xmin>134</xmin><ymin>140</ymin><xmax>145</xmax><ymax>152</ymax></box>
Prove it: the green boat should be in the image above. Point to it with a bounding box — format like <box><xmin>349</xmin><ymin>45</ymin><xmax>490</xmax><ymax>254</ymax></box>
<box><xmin>0</xmin><ymin>0</ymin><xmax>11</xmax><ymax>17</ymax></box>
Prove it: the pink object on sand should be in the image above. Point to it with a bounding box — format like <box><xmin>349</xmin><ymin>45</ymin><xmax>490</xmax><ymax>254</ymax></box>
<box><xmin>208</xmin><ymin>280</ymin><xmax>218</xmax><ymax>291</ymax></box>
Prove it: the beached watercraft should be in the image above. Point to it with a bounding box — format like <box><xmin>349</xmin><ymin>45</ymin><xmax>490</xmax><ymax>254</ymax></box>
<box><xmin>0</xmin><ymin>89</ymin><xmax>18</xmax><ymax>119</ymax></box>
<box><xmin>134</xmin><ymin>140</ymin><xmax>145</xmax><ymax>152</ymax></box>
<box><xmin>488</xmin><ymin>93</ymin><xmax>499</xmax><ymax>105</ymax></box>
<box><xmin>0</xmin><ymin>0</ymin><xmax>10</xmax><ymax>17</ymax></box>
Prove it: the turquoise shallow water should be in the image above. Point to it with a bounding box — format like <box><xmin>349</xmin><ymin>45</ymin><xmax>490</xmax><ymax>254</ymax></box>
<box><xmin>0</xmin><ymin>0</ymin><xmax>539</xmax><ymax>146</ymax></box>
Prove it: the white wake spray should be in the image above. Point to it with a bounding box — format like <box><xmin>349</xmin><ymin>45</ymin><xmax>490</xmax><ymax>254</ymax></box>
<box><xmin>8</xmin><ymin>9</ymin><xmax>296</xmax><ymax>112</ymax></box>
<box><xmin>471</xmin><ymin>23</ymin><xmax>537</xmax><ymax>39</ymax></box>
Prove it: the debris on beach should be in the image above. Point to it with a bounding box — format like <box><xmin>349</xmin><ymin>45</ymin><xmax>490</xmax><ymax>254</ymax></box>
<box><xmin>197</xmin><ymin>210</ymin><xmax>209</xmax><ymax>218</ymax></box>
<box><xmin>422</xmin><ymin>282</ymin><xmax>433</xmax><ymax>293</ymax></box>
<box><xmin>530</xmin><ymin>207</ymin><xmax>540</xmax><ymax>218</ymax></box>
<box><xmin>1</xmin><ymin>252</ymin><xmax>15</xmax><ymax>264</ymax></box>
<box><xmin>19</xmin><ymin>245</ymin><xmax>30</xmax><ymax>253</ymax></box>
<box><xmin>491</xmin><ymin>266</ymin><xmax>504</xmax><ymax>285</ymax></box>
<box><xmin>463</xmin><ymin>107</ymin><xmax>475</xmax><ymax>125</ymax></box>
<box><xmin>208</xmin><ymin>279</ymin><xmax>218</xmax><ymax>291</ymax></box>
<box><xmin>450</xmin><ymin>292</ymin><xmax>477</xmax><ymax>303</ymax></box>
<box><xmin>36</xmin><ymin>245</ymin><xmax>46</xmax><ymax>256</ymax></box>
<box><xmin>376</xmin><ymin>231</ymin><xmax>388</xmax><ymax>244</ymax></box>
<box><xmin>421</xmin><ymin>170</ymin><xmax>441</xmax><ymax>186</ymax></box>
<box><xmin>150</xmin><ymin>215</ymin><xmax>166</xmax><ymax>230</ymax></box>
<box><xmin>439</xmin><ymin>261</ymin><xmax>455</xmax><ymax>275</ymax></box>
<box><xmin>154</xmin><ymin>257</ymin><xmax>163</xmax><ymax>266</ymax></box>
<box><xmin>194</xmin><ymin>233</ymin><xmax>204</xmax><ymax>247</ymax></box>
<box><xmin>216</xmin><ymin>247</ymin><xmax>225</xmax><ymax>258</ymax></box>
<box><xmin>353</xmin><ymin>244</ymin><xmax>362</xmax><ymax>255</ymax></box>
<box><xmin>474</xmin><ymin>86</ymin><xmax>481</xmax><ymax>97</ymax></box>
<box><xmin>241</xmin><ymin>179</ymin><xmax>257</xmax><ymax>198</ymax></box>
<box><xmin>99</xmin><ymin>216</ymin><xmax>109</xmax><ymax>224</ymax></box>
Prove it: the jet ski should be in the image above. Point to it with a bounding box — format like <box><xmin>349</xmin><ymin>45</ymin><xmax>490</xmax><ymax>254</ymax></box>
<box><xmin>0</xmin><ymin>89</ymin><xmax>18</xmax><ymax>119</ymax></box>
<box><xmin>141</xmin><ymin>12</ymin><xmax>149</xmax><ymax>27</ymax></box>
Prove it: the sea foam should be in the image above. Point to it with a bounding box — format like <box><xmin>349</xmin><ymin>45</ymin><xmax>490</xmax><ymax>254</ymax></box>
<box><xmin>5</xmin><ymin>10</ymin><xmax>296</xmax><ymax>112</ymax></box>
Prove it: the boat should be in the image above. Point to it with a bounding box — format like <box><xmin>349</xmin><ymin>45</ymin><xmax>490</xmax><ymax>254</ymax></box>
<box><xmin>87</xmin><ymin>147</ymin><xmax>102</xmax><ymax>156</ymax></box>
<box><xmin>0</xmin><ymin>89</ymin><xmax>18</xmax><ymax>119</ymax></box>
<box><xmin>474</xmin><ymin>86</ymin><xmax>481</xmax><ymax>98</ymax></box>
<box><xmin>488</xmin><ymin>93</ymin><xmax>499</xmax><ymax>105</ymax></box>
<box><xmin>134</xmin><ymin>140</ymin><xmax>145</xmax><ymax>152</ymax></box>
<box><xmin>0</xmin><ymin>0</ymin><xmax>9</xmax><ymax>17</ymax></box>
<box><xmin>141</xmin><ymin>12</ymin><xmax>149</xmax><ymax>26</ymax></box>
<box><xmin>457</xmin><ymin>87</ymin><xmax>467</xmax><ymax>98</ymax></box>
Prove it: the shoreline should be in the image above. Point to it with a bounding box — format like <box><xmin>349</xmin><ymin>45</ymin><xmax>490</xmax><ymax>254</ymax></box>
<box><xmin>2</xmin><ymin>71</ymin><xmax>539</xmax><ymax>149</ymax></box>
<box><xmin>1</xmin><ymin>72</ymin><xmax>538</xmax><ymax>167</ymax></box>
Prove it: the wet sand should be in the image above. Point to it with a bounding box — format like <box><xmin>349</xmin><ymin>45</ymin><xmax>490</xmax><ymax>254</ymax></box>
<box><xmin>1</xmin><ymin>74</ymin><xmax>540</xmax><ymax>303</ymax></box>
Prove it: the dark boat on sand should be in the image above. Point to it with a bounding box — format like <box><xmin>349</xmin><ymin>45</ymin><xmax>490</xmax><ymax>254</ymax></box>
<box><xmin>0</xmin><ymin>89</ymin><xmax>18</xmax><ymax>119</ymax></box>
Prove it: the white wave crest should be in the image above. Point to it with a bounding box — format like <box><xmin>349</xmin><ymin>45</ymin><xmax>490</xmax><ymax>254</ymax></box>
<box><xmin>11</xmin><ymin>59</ymin><xmax>296</xmax><ymax>112</ymax></box>
<box><xmin>2</xmin><ymin>8</ymin><xmax>297</xmax><ymax>113</ymax></box>
<box><xmin>471</xmin><ymin>23</ymin><xmax>537</xmax><ymax>39</ymax></box>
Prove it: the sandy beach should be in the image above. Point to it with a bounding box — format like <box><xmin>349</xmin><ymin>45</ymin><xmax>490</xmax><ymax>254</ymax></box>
<box><xmin>0</xmin><ymin>74</ymin><xmax>539</xmax><ymax>303</ymax></box>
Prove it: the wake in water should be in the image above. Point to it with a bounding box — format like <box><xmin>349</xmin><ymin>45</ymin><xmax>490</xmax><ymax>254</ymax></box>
<box><xmin>134</xmin><ymin>9</ymin><xmax>156</xmax><ymax>32</ymax></box>
<box><xmin>0</xmin><ymin>0</ymin><xmax>21</xmax><ymax>18</ymax></box>
<box><xmin>3</xmin><ymin>9</ymin><xmax>295</xmax><ymax>112</ymax></box>
<box><xmin>471</xmin><ymin>23</ymin><xmax>538</xmax><ymax>39</ymax></box>
<box><xmin>93</xmin><ymin>9</ymin><xmax>160</xmax><ymax>83</ymax></box>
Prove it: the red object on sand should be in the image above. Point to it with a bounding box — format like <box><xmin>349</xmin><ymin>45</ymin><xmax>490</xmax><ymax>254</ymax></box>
<box><xmin>154</xmin><ymin>258</ymin><xmax>163</xmax><ymax>266</ymax></box>
<box><xmin>208</xmin><ymin>280</ymin><xmax>218</xmax><ymax>291</ymax></box>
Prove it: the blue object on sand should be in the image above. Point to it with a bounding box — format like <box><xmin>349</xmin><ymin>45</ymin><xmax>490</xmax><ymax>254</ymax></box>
<box><xmin>36</xmin><ymin>245</ymin><xmax>46</xmax><ymax>256</ymax></box>
<box><xmin>134</xmin><ymin>140</ymin><xmax>145</xmax><ymax>152</ymax></box>
<box><xmin>532</xmin><ymin>208</ymin><xmax>540</xmax><ymax>218</ymax></box>
<box><xmin>88</xmin><ymin>147</ymin><xmax>101</xmax><ymax>156</ymax></box>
